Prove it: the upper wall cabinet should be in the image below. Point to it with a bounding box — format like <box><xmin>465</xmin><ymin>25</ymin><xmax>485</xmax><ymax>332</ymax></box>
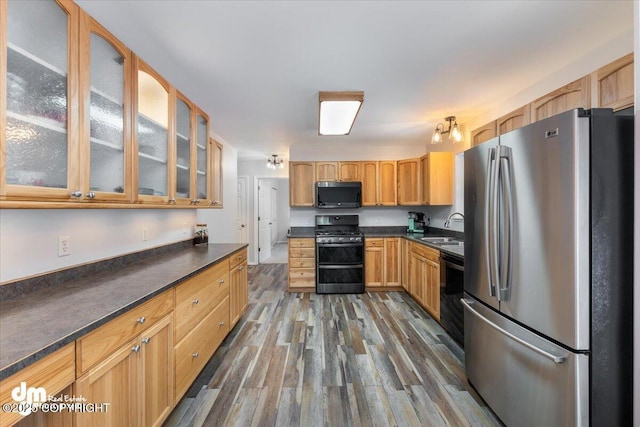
<box><xmin>421</xmin><ymin>152</ymin><xmax>453</xmax><ymax>206</ymax></box>
<box><xmin>79</xmin><ymin>13</ymin><xmax>132</xmax><ymax>203</ymax></box>
<box><xmin>531</xmin><ymin>76</ymin><xmax>590</xmax><ymax>122</ymax></box>
<box><xmin>174</xmin><ymin>92</ymin><xmax>193</xmax><ymax>205</ymax></box>
<box><xmin>316</xmin><ymin>161</ymin><xmax>338</xmax><ymax>181</ymax></box>
<box><xmin>596</xmin><ymin>53</ymin><xmax>634</xmax><ymax>111</ymax></box>
<box><xmin>496</xmin><ymin>105</ymin><xmax>530</xmax><ymax>136</ymax></box>
<box><xmin>2</xmin><ymin>0</ymin><xmax>80</xmax><ymax>201</ymax></box>
<box><xmin>361</xmin><ymin>160</ymin><xmax>397</xmax><ymax>206</ymax></box>
<box><xmin>338</xmin><ymin>161</ymin><xmax>360</xmax><ymax>182</ymax></box>
<box><xmin>397</xmin><ymin>158</ymin><xmax>421</xmax><ymax>206</ymax></box>
<box><xmin>194</xmin><ymin>109</ymin><xmax>210</xmax><ymax>206</ymax></box>
<box><xmin>289</xmin><ymin>161</ymin><xmax>315</xmax><ymax>207</ymax></box>
<box><xmin>210</xmin><ymin>138</ymin><xmax>223</xmax><ymax>207</ymax></box>
<box><xmin>470</xmin><ymin>121</ymin><xmax>496</xmax><ymax>147</ymax></box>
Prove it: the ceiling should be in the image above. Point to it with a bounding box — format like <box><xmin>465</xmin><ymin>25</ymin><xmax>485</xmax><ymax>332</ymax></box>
<box><xmin>76</xmin><ymin>0</ymin><xmax>634</xmax><ymax>159</ymax></box>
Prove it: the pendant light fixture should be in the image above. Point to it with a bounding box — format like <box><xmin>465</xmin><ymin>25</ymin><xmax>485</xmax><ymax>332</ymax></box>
<box><xmin>266</xmin><ymin>154</ymin><xmax>284</xmax><ymax>170</ymax></box>
<box><xmin>432</xmin><ymin>116</ymin><xmax>462</xmax><ymax>144</ymax></box>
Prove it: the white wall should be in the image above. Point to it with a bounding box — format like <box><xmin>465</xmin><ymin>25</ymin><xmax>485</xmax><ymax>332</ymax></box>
<box><xmin>633</xmin><ymin>1</ymin><xmax>639</xmax><ymax>423</ymax></box>
<box><xmin>237</xmin><ymin>158</ymin><xmax>289</xmax><ymax>264</ymax></box>
<box><xmin>197</xmin><ymin>137</ymin><xmax>238</xmax><ymax>244</ymax></box>
<box><xmin>0</xmin><ymin>209</ymin><xmax>196</xmax><ymax>283</ymax></box>
<box><xmin>273</xmin><ymin>179</ymin><xmax>290</xmax><ymax>242</ymax></box>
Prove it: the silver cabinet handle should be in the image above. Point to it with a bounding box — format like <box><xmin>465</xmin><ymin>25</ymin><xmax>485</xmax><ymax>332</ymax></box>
<box><xmin>192</xmin><ymin>352</ymin><xmax>199</xmax><ymax>358</ymax></box>
<box><xmin>192</xmin><ymin>299</ymin><xmax>199</xmax><ymax>305</ymax></box>
<box><xmin>141</xmin><ymin>337</ymin><xmax>151</xmax><ymax>344</ymax></box>
<box><xmin>71</xmin><ymin>190</ymin><xmax>82</xmax><ymax>198</ymax></box>
<box><xmin>238</xmin><ymin>255</ymin><xmax>244</xmax><ymax>260</ymax></box>
<box><xmin>168</xmin><ymin>198</ymin><xmax>176</xmax><ymax>204</ymax></box>
<box><xmin>461</xmin><ymin>299</ymin><xmax>567</xmax><ymax>364</ymax></box>
<box><xmin>239</xmin><ymin>266</ymin><xmax>244</xmax><ymax>271</ymax></box>
<box><xmin>132</xmin><ymin>345</ymin><xmax>140</xmax><ymax>353</ymax></box>
<box><xmin>137</xmin><ymin>317</ymin><xmax>145</xmax><ymax>324</ymax></box>
<box><xmin>218</xmin><ymin>321</ymin><xmax>225</xmax><ymax>326</ymax></box>
<box><xmin>86</xmin><ymin>191</ymin><xmax>96</xmax><ymax>199</ymax></box>
<box><xmin>218</xmin><ymin>279</ymin><xmax>224</xmax><ymax>284</ymax></box>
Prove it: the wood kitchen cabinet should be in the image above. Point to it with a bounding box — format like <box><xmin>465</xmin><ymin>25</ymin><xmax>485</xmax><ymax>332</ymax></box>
<box><xmin>338</xmin><ymin>161</ymin><xmax>361</xmax><ymax>181</ymax></box>
<box><xmin>401</xmin><ymin>238</ymin><xmax>410</xmax><ymax>291</ymax></box>
<box><xmin>408</xmin><ymin>242</ymin><xmax>440</xmax><ymax>320</ymax></box>
<box><xmin>496</xmin><ymin>105</ymin><xmax>530</xmax><ymax>135</ymax></box>
<box><xmin>595</xmin><ymin>53</ymin><xmax>634</xmax><ymax>111</ymax></box>
<box><xmin>210</xmin><ymin>139</ymin><xmax>223</xmax><ymax>207</ymax></box>
<box><xmin>288</xmin><ymin>238</ymin><xmax>316</xmax><ymax>291</ymax></box>
<box><xmin>365</xmin><ymin>237</ymin><xmax>401</xmax><ymax>289</ymax></box>
<box><xmin>531</xmin><ymin>76</ymin><xmax>591</xmax><ymax>122</ymax></box>
<box><xmin>229</xmin><ymin>250</ymin><xmax>248</xmax><ymax>328</ymax></box>
<box><xmin>397</xmin><ymin>158</ymin><xmax>421</xmax><ymax>206</ymax></box>
<box><xmin>420</xmin><ymin>152</ymin><xmax>453</xmax><ymax>206</ymax></box>
<box><xmin>316</xmin><ymin>162</ymin><xmax>338</xmax><ymax>181</ymax></box>
<box><xmin>75</xmin><ymin>313</ymin><xmax>174</xmax><ymax>427</ymax></box>
<box><xmin>361</xmin><ymin>161</ymin><xmax>397</xmax><ymax>206</ymax></box>
<box><xmin>289</xmin><ymin>162</ymin><xmax>316</xmax><ymax>207</ymax></box>
<box><xmin>471</xmin><ymin>121</ymin><xmax>497</xmax><ymax>147</ymax></box>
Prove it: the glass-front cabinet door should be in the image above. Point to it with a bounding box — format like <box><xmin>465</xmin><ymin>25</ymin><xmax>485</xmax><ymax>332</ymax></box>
<box><xmin>135</xmin><ymin>60</ymin><xmax>169</xmax><ymax>203</ymax></box>
<box><xmin>174</xmin><ymin>93</ymin><xmax>193</xmax><ymax>205</ymax></box>
<box><xmin>195</xmin><ymin>110</ymin><xmax>210</xmax><ymax>205</ymax></box>
<box><xmin>2</xmin><ymin>0</ymin><xmax>79</xmax><ymax>200</ymax></box>
<box><xmin>79</xmin><ymin>14</ymin><xmax>131</xmax><ymax>202</ymax></box>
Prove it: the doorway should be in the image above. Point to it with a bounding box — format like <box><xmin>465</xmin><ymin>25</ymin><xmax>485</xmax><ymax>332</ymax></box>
<box><xmin>256</xmin><ymin>178</ymin><xmax>289</xmax><ymax>264</ymax></box>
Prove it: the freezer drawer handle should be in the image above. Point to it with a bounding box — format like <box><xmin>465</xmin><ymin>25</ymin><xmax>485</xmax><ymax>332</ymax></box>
<box><xmin>461</xmin><ymin>299</ymin><xmax>567</xmax><ymax>364</ymax></box>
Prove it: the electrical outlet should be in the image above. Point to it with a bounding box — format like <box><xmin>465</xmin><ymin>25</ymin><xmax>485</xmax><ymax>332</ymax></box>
<box><xmin>58</xmin><ymin>235</ymin><xmax>70</xmax><ymax>257</ymax></box>
<box><xmin>142</xmin><ymin>227</ymin><xmax>149</xmax><ymax>242</ymax></box>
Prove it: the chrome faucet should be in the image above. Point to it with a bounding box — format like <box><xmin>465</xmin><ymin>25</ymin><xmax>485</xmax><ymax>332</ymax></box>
<box><xmin>444</xmin><ymin>212</ymin><xmax>464</xmax><ymax>228</ymax></box>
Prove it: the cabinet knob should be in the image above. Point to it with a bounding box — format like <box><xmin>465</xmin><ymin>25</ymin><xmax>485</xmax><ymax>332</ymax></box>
<box><xmin>218</xmin><ymin>279</ymin><xmax>224</xmax><ymax>284</ymax></box>
<box><xmin>71</xmin><ymin>190</ymin><xmax>82</xmax><ymax>198</ymax></box>
<box><xmin>218</xmin><ymin>321</ymin><xmax>225</xmax><ymax>326</ymax></box>
<box><xmin>238</xmin><ymin>255</ymin><xmax>244</xmax><ymax>260</ymax></box>
<box><xmin>192</xmin><ymin>352</ymin><xmax>199</xmax><ymax>358</ymax></box>
<box><xmin>141</xmin><ymin>337</ymin><xmax>151</xmax><ymax>344</ymax></box>
<box><xmin>132</xmin><ymin>345</ymin><xmax>140</xmax><ymax>353</ymax></box>
<box><xmin>86</xmin><ymin>191</ymin><xmax>96</xmax><ymax>199</ymax></box>
<box><xmin>192</xmin><ymin>299</ymin><xmax>199</xmax><ymax>305</ymax></box>
<box><xmin>168</xmin><ymin>198</ymin><xmax>176</xmax><ymax>204</ymax></box>
<box><xmin>137</xmin><ymin>317</ymin><xmax>145</xmax><ymax>324</ymax></box>
<box><xmin>239</xmin><ymin>266</ymin><xmax>244</xmax><ymax>271</ymax></box>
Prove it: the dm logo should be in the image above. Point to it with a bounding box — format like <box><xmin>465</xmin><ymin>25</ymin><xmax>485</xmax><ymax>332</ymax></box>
<box><xmin>11</xmin><ymin>382</ymin><xmax>47</xmax><ymax>416</ymax></box>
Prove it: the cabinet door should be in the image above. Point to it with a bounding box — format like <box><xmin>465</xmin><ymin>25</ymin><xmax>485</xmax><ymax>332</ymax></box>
<box><xmin>397</xmin><ymin>159</ymin><xmax>420</xmax><ymax>205</ymax></box>
<box><xmin>338</xmin><ymin>161</ymin><xmax>360</xmax><ymax>181</ymax></box>
<box><xmin>470</xmin><ymin>121</ymin><xmax>496</xmax><ymax>147</ymax></box>
<box><xmin>75</xmin><ymin>338</ymin><xmax>139</xmax><ymax>427</ymax></box>
<box><xmin>365</xmin><ymin>242</ymin><xmax>384</xmax><ymax>287</ymax></box>
<box><xmin>79</xmin><ymin>13</ymin><xmax>132</xmax><ymax>203</ymax></box>
<box><xmin>140</xmin><ymin>314</ymin><xmax>173</xmax><ymax>427</ymax></box>
<box><xmin>596</xmin><ymin>53</ymin><xmax>634</xmax><ymax>111</ymax></box>
<box><xmin>378</xmin><ymin>161</ymin><xmax>397</xmax><ymax>206</ymax></box>
<box><xmin>360</xmin><ymin>161</ymin><xmax>378</xmax><ymax>206</ymax></box>
<box><xmin>531</xmin><ymin>76</ymin><xmax>590</xmax><ymax>122</ymax></box>
<box><xmin>230</xmin><ymin>261</ymin><xmax>248</xmax><ymax>327</ymax></box>
<box><xmin>135</xmin><ymin>58</ymin><xmax>170</xmax><ymax>204</ymax></box>
<box><xmin>3</xmin><ymin>0</ymin><xmax>80</xmax><ymax>200</ymax></box>
<box><xmin>401</xmin><ymin>239</ymin><xmax>410</xmax><ymax>291</ymax></box>
<box><xmin>421</xmin><ymin>152</ymin><xmax>453</xmax><ymax>206</ymax></box>
<box><xmin>173</xmin><ymin>93</ymin><xmax>193</xmax><ymax>205</ymax></box>
<box><xmin>424</xmin><ymin>258</ymin><xmax>440</xmax><ymax>320</ymax></box>
<box><xmin>210</xmin><ymin>139</ymin><xmax>223</xmax><ymax>207</ymax></box>
<box><xmin>289</xmin><ymin>162</ymin><xmax>315</xmax><ymax>206</ymax></box>
<box><xmin>384</xmin><ymin>238</ymin><xmax>400</xmax><ymax>287</ymax></box>
<box><xmin>409</xmin><ymin>252</ymin><xmax>425</xmax><ymax>305</ymax></box>
<box><xmin>496</xmin><ymin>105</ymin><xmax>530</xmax><ymax>135</ymax></box>
<box><xmin>194</xmin><ymin>110</ymin><xmax>210</xmax><ymax>206</ymax></box>
<box><xmin>316</xmin><ymin>161</ymin><xmax>338</xmax><ymax>181</ymax></box>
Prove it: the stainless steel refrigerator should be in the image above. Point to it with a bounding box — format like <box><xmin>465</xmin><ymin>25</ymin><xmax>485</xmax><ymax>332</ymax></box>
<box><xmin>463</xmin><ymin>108</ymin><xmax>633</xmax><ymax>426</ymax></box>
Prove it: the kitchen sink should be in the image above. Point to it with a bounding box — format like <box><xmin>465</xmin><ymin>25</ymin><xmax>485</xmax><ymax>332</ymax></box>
<box><xmin>438</xmin><ymin>242</ymin><xmax>464</xmax><ymax>247</ymax></box>
<box><xmin>420</xmin><ymin>237</ymin><xmax>458</xmax><ymax>243</ymax></box>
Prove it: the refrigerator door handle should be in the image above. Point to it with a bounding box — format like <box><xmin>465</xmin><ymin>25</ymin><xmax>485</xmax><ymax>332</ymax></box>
<box><xmin>461</xmin><ymin>299</ymin><xmax>567</xmax><ymax>364</ymax></box>
<box><xmin>485</xmin><ymin>148</ymin><xmax>499</xmax><ymax>297</ymax></box>
<box><xmin>499</xmin><ymin>147</ymin><xmax>514</xmax><ymax>300</ymax></box>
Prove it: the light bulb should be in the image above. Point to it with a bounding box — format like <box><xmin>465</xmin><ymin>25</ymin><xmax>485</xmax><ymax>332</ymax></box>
<box><xmin>431</xmin><ymin>128</ymin><xmax>442</xmax><ymax>144</ymax></box>
<box><xmin>450</xmin><ymin>122</ymin><xmax>462</xmax><ymax>142</ymax></box>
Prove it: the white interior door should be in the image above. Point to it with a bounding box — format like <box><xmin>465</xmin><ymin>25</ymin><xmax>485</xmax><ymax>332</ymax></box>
<box><xmin>237</xmin><ymin>176</ymin><xmax>248</xmax><ymax>243</ymax></box>
<box><xmin>258</xmin><ymin>180</ymin><xmax>271</xmax><ymax>262</ymax></box>
<box><xmin>270</xmin><ymin>186</ymin><xmax>278</xmax><ymax>247</ymax></box>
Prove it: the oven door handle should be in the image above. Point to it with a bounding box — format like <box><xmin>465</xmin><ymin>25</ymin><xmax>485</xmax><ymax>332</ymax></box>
<box><xmin>318</xmin><ymin>264</ymin><xmax>364</xmax><ymax>269</ymax></box>
<box><xmin>442</xmin><ymin>259</ymin><xmax>464</xmax><ymax>272</ymax></box>
<box><xmin>316</xmin><ymin>243</ymin><xmax>363</xmax><ymax>248</ymax></box>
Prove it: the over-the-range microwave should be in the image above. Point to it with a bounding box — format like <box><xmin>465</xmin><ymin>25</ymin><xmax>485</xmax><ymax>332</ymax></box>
<box><xmin>315</xmin><ymin>181</ymin><xmax>362</xmax><ymax>209</ymax></box>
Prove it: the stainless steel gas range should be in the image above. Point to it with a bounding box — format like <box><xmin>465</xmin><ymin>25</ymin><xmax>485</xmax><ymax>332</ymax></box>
<box><xmin>315</xmin><ymin>215</ymin><xmax>365</xmax><ymax>294</ymax></box>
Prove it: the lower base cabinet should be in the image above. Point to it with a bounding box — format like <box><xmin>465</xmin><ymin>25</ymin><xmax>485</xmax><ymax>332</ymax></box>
<box><xmin>408</xmin><ymin>242</ymin><xmax>440</xmax><ymax>320</ymax></box>
<box><xmin>365</xmin><ymin>237</ymin><xmax>401</xmax><ymax>289</ymax></box>
<box><xmin>74</xmin><ymin>313</ymin><xmax>174</xmax><ymax>427</ymax></box>
<box><xmin>230</xmin><ymin>260</ymin><xmax>248</xmax><ymax>327</ymax></box>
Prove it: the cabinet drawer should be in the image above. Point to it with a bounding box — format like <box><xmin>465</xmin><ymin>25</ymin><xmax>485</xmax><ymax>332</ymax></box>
<box><xmin>412</xmin><ymin>243</ymin><xmax>440</xmax><ymax>262</ymax></box>
<box><xmin>175</xmin><ymin>296</ymin><xmax>229</xmax><ymax>401</ymax></box>
<box><xmin>175</xmin><ymin>264</ymin><xmax>229</xmax><ymax>342</ymax></box>
<box><xmin>365</xmin><ymin>238</ymin><xmax>384</xmax><ymax>247</ymax></box>
<box><xmin>289</xmin><ymin>258</ymin><xmax>315</xmax><ymax>268</ymax></box>
<box><xmin>289</xmin><ymin>275</ymin><xmax>316</xmax><ymax>288</ymax></box>
<box><xmin>0</xmin><ymin>343</ymin><xmax>75</xmax><ymax>427</ymax></box>
<box><xmin>76</xmin><ymin>290</ymin><xmax>173</xmax><ymax>376</ymax></box>
<box><xmin>229</xmin><ymin>248</ymin><xmax>247</xmax><ymax>269</ymax></box>
<box><xmin>289</xmin><ymin>238</ymin><xmax>315</xmax><ymax>248</ymax></box>
<box><xmin>289</xmin><ymin>248</ymin><xmax>315</xmax><ymax>259</ymax></box>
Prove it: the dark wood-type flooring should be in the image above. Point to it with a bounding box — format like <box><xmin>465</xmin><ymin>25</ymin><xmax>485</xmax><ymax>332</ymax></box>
<box><xmin>164</xmin><ymin>264</ymin><xmax>501</xmax><ymax>427</ymax></box>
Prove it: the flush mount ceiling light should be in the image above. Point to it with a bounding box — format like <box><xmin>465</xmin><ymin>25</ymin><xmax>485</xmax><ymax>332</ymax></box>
<box><xmin>432</xmin><ymin>116</ymin><xmax>463</xmax><ymax>144</ymax></box>
<box><xmin>318</xmin><ymin>91</ymin><xmax>364</xmax><ymax>136</ymax></box>
<box><xmin>266</xmin><ymin>154</ymin><xmax>284</xmax><ymax>170</ymax></box>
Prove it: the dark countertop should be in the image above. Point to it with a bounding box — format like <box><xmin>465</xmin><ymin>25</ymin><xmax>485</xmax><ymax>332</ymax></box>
<box><xmin>0</xmin><ymin>243</ymin><xmax>247</xmax><ymax>381</ymax></box>
<box><xmin>289</xmin><ymin>226</ymin><xmax>464</xmax><ymax>258</ymax></box>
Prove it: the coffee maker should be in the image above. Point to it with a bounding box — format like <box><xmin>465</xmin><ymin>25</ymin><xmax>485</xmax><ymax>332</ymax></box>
<box><xmin>407</xmin><ymin>211</ymin><xmax>427</xmax><ymax>233</ymax></box>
